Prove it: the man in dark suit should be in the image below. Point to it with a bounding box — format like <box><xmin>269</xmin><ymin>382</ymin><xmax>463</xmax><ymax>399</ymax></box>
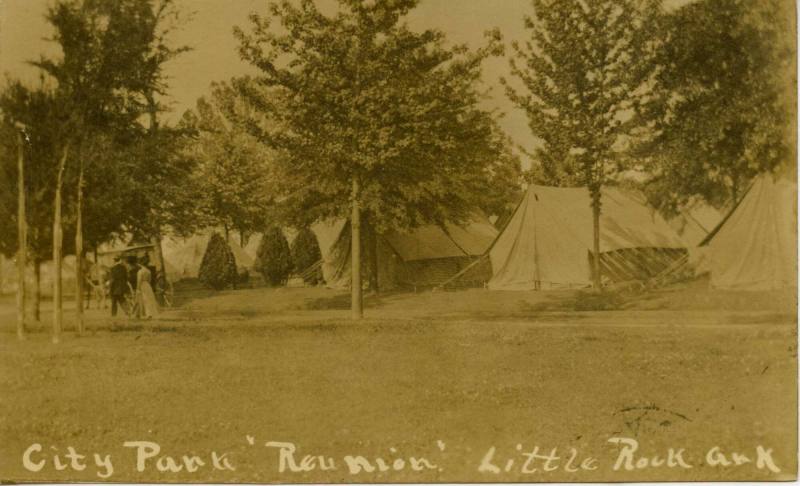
<box><xmin>109</xmin><ymin>256</ymin><xmax>129</xmax><ymax>317</ymax></box>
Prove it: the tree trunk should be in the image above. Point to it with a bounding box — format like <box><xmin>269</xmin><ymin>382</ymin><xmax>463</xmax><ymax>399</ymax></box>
<box><xmin>33</xmin><ymin>259</ymin><xmax>41</xmax><ymax>322</ymax></box>
<box><xmin>591</xmin><ymin>190</ymin><xmax>602</xmax><ymax>291</ymax></box>
<box><xmin>151</xmin><ymin>233</ymin><xmax>167</xmax><ymax>293</ymax></box>
<box><xmin>351</xmin><ymin>177</ymin><xmax>363</xmax><ymax>319</ymax></box>
<box><xmin>366</xmin><ymin>219</ymin><xmax>379</xmax><ymax>294</ymax></box>
<box><xmin>75</xmin><ymin>162</ymin><xmax>84</xmax><ymax>335</ymax></box>
<box><xmin>52</xmin><ymin>144</ymin><xmax>69</xmax><ymax>344</ymax></box>
<box><xmin>16</xmin><ymin>130</ymin><xmax>26</xmax><ymax>340</ymax></box>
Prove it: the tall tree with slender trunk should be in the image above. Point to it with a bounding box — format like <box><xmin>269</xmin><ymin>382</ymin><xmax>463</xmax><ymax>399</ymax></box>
<box><xmin>0</xmin><ymin>81</ymin><xmax>70</xmax><ymax>325</ymax></box>
<box><xmin>15</xmin><ymin>125</ymin><xmax>27</xmax><ymax>340</ymax></box>
<box><xmin>234</xmin><ymin>0</ymin><xmax>517</xmax><ymax>318</ymax></box>
<box><xmin>504</xmin><ymin>0</ymin><xmax>660</xmax><ymax>289</ymax></box>
<box><xmin>32</xmin><ymin>0</ymin><xmax>190</xmax><ymax>335</ymax></box>
<box><xmin>52</xmin><ymin>144</ymin><xmax>69</xmax><ymax>343</ymax></box>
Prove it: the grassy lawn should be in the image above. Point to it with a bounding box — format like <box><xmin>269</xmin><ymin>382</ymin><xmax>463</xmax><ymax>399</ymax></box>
<box><xmin>0</xmin><ymin>281</ymin><xmax>796</xmax><ymax>483</ymax></box>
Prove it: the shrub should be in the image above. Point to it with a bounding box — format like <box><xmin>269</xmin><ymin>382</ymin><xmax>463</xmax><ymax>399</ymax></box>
<box><xmin>198</xmin><ymin>233</ymin><xmax>238</xmax><ymax>290</ymax></box>
<box><xmin>255</xmin><ymin>226</ymin><xmax>292</xmax><ymax>286</ymax></box>
<box><xmin>290</xmin><ymin>227</ymin><xmax>323</xmax><ymax>285</ymax></box>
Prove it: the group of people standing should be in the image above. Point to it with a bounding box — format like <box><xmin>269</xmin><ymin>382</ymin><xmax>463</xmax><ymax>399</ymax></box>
<box><xmin>107</xmin><ymin>255</ymin><xmax>160</xmax><ymax>319</ymax></box>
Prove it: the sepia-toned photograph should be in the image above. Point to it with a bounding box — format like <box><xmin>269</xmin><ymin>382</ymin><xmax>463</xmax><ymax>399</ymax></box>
<box><xmin>0</xmin><ymin>0</ymin><xmax>797</xmax><ymax>483</ymax></box>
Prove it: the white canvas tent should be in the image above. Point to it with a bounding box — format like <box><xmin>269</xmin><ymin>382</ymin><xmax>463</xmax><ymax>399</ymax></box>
<box><xmin>161</xmin><ymin>229</ymin><xmax>253</xmax><ymax>281</ymax></box>
<box><xmin>0</xmin><ymin>254</ymin><xmax>78</xmax><ymax>295</ymax></box>
<box><xmin>706</xmin><ymin>174</ymin><xmax>797</xmax><ymax>290</ymax></box>
<box><xmin>315</xmin><ymin>213</ymin><xmax>499</xmax><ymax>290</ymax></box>
<box><xmin>489</xmin><ymin>184</ymin><xmax>686</xmax><ymax>290</ymax></box>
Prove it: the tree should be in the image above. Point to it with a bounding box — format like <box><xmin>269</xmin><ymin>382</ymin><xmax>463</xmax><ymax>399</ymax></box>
<box><xmin>183</xmin><ymin>83</ymin><xmax>278</xmax><ymax>239</ymax></box>
<box><xmin>234</xmin><ymin>0</ymin><xmax>516</xmax><ymax>317</ymax></box>
<box><xmin>290</xmin><ymin>227</ymin><xmax>322</xmax><ymax>285</ymax></box>
<box><xmin>0</xmin><ymin>81</ymin><xmax>74</xmax><ymax>329</ymax></box>
<box><xmin>504</xmin><ymin>0</ymin><xmax>660</xmax><ymax>289</ymax></box>
<box><xmin>198</xmin><ymin>232</ymin><xmax>238</xmax><ymax>290</ymax></box>
<box><xmin>255</xmin><ymin>226</ymin><xmax>293</xmax><ymax>286</ymax></box>
<box><xmin>639</xmin><ymin>0</ymin><xmax>796</xmax><ymax>214</ymax></box>
<box><xmin>32</xmin><ymin>0</ymin><xmax>190</xmax><ymax>337</ymax></box>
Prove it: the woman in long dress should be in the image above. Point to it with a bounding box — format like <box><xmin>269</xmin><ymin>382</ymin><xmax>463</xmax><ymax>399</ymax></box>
<box><xmin>136</xmin><ymin>260</ymin><xmax>160</xmax><ymax>319</ymax></box>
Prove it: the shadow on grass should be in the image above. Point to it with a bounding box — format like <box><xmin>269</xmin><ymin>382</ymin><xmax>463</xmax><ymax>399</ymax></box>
<box><xmin>306</xmin><ymin>292</ymin><xmax>377</xmax><ymax>310</ymax></box>
<box><xmin>108</xmin><ymin>324</ymin><xmax>178</xmax><ymax>333</ymax></box>
<box><xmin>518</xmin><ymin>289</ymin><xmax>631</xmax><ymax>313</ymax></box>
<box><xmin>304</xmin><ymin>289</ymin><xmax>412</xmax><ymax>310</ymax></box>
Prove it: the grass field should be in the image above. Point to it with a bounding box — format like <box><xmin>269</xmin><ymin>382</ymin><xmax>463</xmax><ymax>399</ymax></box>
<box><xmin>0</xmin><ymin>279</ymin><xmax>796</xmax><ymax>483</ymax></box>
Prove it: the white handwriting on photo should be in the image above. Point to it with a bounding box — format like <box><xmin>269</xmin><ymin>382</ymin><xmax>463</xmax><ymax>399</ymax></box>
<box><xmin>20</xmin><ymin>436</ymin><xmax>782</xmax><ymax>479</ymax></box>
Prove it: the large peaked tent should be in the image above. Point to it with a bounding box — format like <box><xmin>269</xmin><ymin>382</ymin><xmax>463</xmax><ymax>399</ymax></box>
<box><xmin>489</xmin><ymin>184</ymin><xmax>686</xmax><ymax>290</ymax></box>
<box><xmin>316</xmin><ymin>213</ymin><xmax>499</xmax><ymax>289</ymax></box>
<box><xmin>706</xmin><ymin>174</ymin><xmax>797</xmax><ymax>290</ymax></box>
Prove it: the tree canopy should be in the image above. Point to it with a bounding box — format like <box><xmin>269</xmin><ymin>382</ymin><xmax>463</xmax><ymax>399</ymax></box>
<box><xmin>640</xmin><ymin>0</ymin><xmax>796</xmax><ymax>213</ymax></box>
<box><xmin>0</xmin><ymin>81</ymin><xmax>72</xmax><ymax>261</ymax></box>
<box><xmin>504</xmin><ymin>0</ymin><xmax>661</xmax><ymax>288</ymax></box>
<box><xmin>182</xmin><ymin>83</ymin><xmax>278</xmax><ymax>238</ymax></box>
<box><xmin>232</xmin><ymin>0</ymin><xmax>521</xmax><ymax>232</ymax></box>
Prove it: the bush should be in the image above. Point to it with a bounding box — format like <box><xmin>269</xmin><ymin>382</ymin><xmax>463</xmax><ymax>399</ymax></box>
<box><xmin>198</xmin><ymin>233</ymin><xmax>238</xmax><ymax>290</ymax></box>
<box><xmin>290</xmin><ymin>227</ymin><xmax>323</xmax><ymax>285</ymax></box>
<box><xmin>255</xmin><ymin>226</ymin><xmax>292</xmax><ymax>286</ymax></box>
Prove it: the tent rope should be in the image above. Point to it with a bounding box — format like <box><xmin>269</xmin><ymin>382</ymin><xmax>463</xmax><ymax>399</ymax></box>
<box><xmin>432</xmin><ymin>253</ymin><xmax>489</xmax><ymax>291</ymax></box>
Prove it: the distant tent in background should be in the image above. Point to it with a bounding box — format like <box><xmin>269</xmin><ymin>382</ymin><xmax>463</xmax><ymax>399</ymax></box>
<box><xmin>705</xmin><ymin>174</ymin><xmax>797</xmax><ymax>290</ymax></box>
<box><xmin>0</xmin><ymin>255</ymin><xmax>11</xmax><ymax>294</ymax></box>
<box><xmin>0</xmin><ymin>254</ymin><xmax>78</xmax><ymax>295</ymax></box>
<box><xmin>161</xmin><ymin>228</ymin><xmax>252</xmax><ymax>281</ymax></box>
<box><xmin>315</xmin><ymin>212</ymin><xmax>498</xmax><ymax>290</ymax></box>
<box><xmin>489</xmin><ymin>184</ymin><xmax>687</xmax><ymax>290</ymax></box>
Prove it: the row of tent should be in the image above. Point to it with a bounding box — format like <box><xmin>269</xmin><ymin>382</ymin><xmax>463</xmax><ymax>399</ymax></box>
<box><xmin>2</xmin><ymin>174</ymin><xmax>795</xmax><ymax>294</ymax></box>
<box><xmin>155</xmin><ymin>173</ymin><xmax>796</xmax><ymax>291</ymax></box>
<box><xmin>489</xmin><ymin>174</ymin><xmax>795</xmax><ymax>291</ymax></box>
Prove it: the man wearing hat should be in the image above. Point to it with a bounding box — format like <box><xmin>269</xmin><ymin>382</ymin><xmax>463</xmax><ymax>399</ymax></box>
<box><xmin>109</xmin><ymin>255</ymin><xmax>129</xmax><ymax>317</ymax></box>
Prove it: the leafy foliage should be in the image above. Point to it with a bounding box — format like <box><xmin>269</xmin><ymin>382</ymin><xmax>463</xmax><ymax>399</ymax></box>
<box><xmin>504</xmin><ymin>0</ymin><xmax>660</xmax><ymax>192</ymax></box>
<box><xmin>290</xmin><ymin>227</ymin><xmax>322</xmax><ymax>285</ymax></box>
<box><xmin>255</xmin><ymin>226</ymin><xmax>292</xmax><ymax>286</ymax></box>
<box><xmin>198</xmin><ymin>232</ymin><xmax>238</xmax><ymax>290</ymax></box>
<box><xmin>28</xmin><ymin>0</ymin><xmax>192</xmax><ymax>245</ymax></box>
<box><xmin>0</xmin><ymin>82</ymin><xmax>73</xmax><ymax>261</ymax></box>
<box><xmin>182</xmin><ymin>83</ymin><xmax>278</xmax><ymax>236</ymax></box>
<box><xmin>640</xmin><ymin>0</ymin><xmax>795</xmax><ymax>213</ymax></box>
<box><xmin>232</xmin><ymin>0</ymin><xmax>520</xmax><ymax>232</ymax></box>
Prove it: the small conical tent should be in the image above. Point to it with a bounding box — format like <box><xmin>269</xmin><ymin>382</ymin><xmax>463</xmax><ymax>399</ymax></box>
<box><xmin>489</xmin><ymin>184</ymin><xmax>686</xmax><ymax>290</ymax></box>
<box><xmin>315</xmin><ymin>213</ymin><xmax>499</xmax><ymax>289</ymax></box>
<box><xmin>706</xmin><ymin>174</ymin><xmax>797</xmax><ymax>290</ymax></box>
